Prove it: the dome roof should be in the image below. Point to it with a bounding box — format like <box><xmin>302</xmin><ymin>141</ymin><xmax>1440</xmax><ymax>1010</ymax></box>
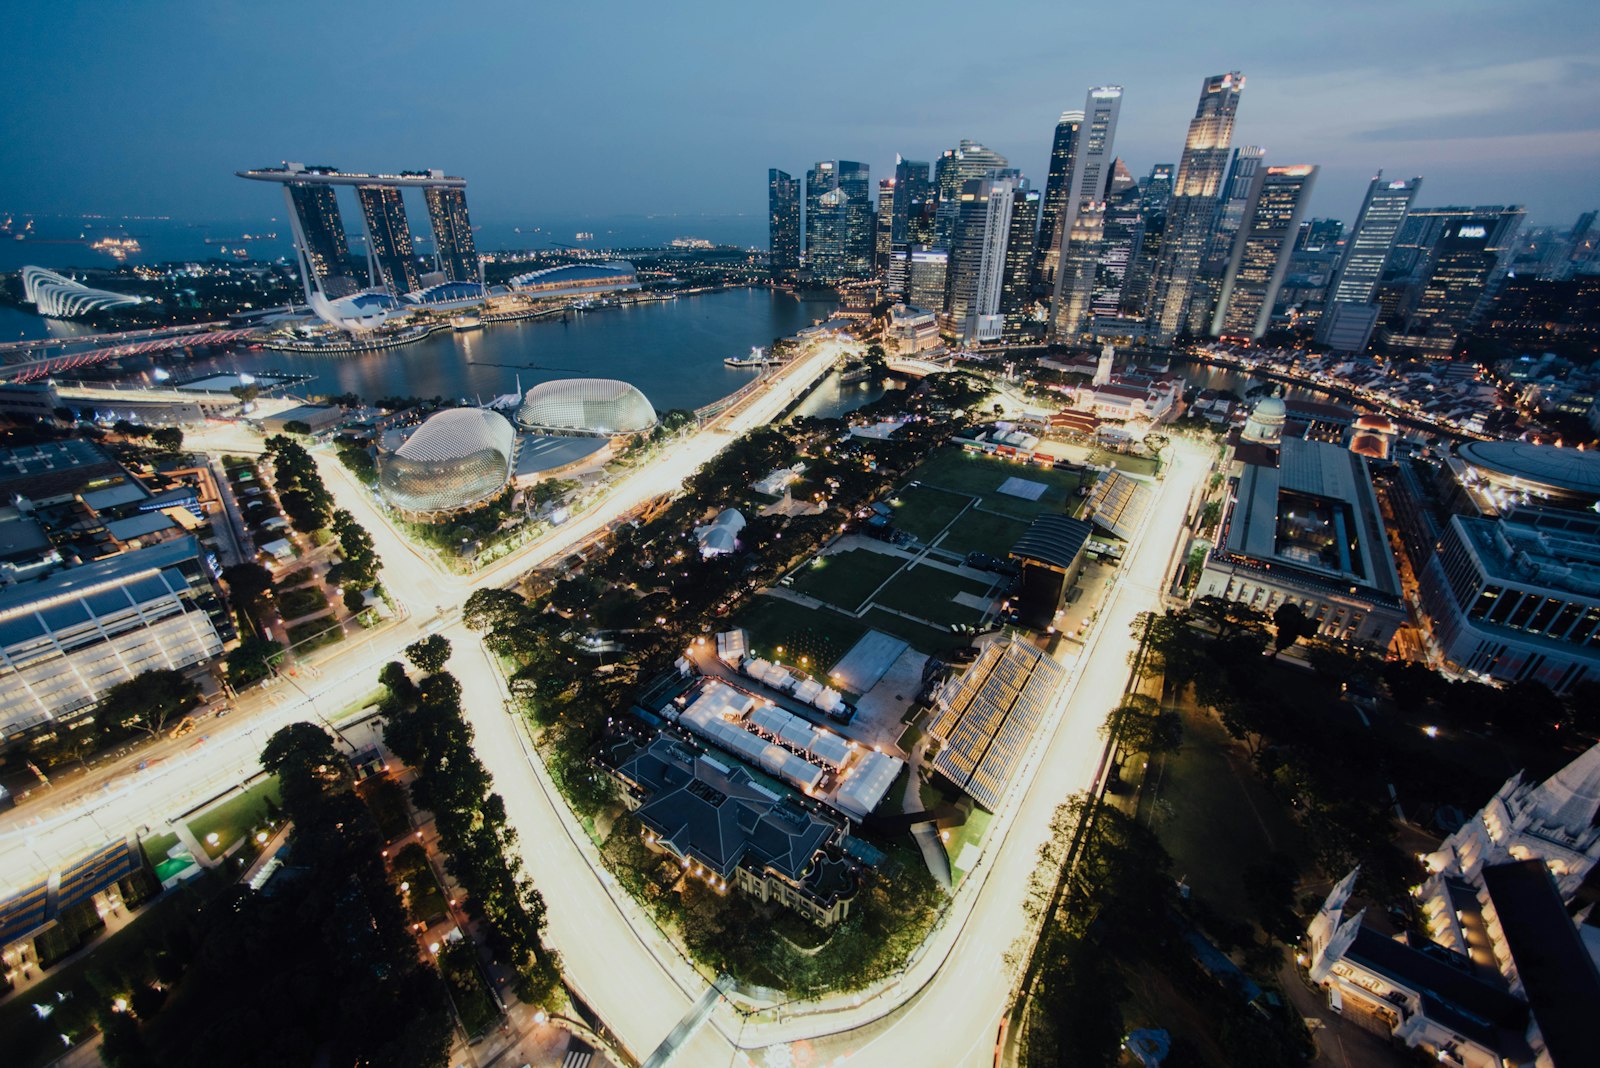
<box><xmin>1240</xmin><ymin>396</ymin><xmax>1287</xmax><ymax>445</ymax></box>
<box><xmin>515</xmin><ymin>378</ymin><xmax>656</xmax><ymax>436</ymax></box>
<box><xmin>1456</xmin><ymin>440</ymin><xmax>1600</xmax><ymax>499</ymax></box>
<box><xmin>379</xmin><ymin>408</ymin><xmax>517</xmax><ymax>515</ymax></box>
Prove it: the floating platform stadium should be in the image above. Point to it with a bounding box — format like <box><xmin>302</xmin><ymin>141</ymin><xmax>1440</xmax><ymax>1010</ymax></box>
<box><xmin>928</xmin><ymin>639</ymin><xmax>1066</xmax><ymax>811</ymax></box>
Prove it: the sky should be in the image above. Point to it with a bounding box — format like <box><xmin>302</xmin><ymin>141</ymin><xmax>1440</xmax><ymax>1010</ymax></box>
<box><xmin>3</xmin><ymin>0</ymin><xmax>1598</xmax><ymax>232</ymax></box>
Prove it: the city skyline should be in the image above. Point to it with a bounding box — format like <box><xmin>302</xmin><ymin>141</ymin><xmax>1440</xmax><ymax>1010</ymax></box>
<box><xmin>3</xmin><ymin>2</ymin><xmax>1598</xmax><ymax>228</ymax></box>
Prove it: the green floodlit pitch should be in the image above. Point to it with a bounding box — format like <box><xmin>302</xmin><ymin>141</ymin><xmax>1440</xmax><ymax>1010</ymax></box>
<box><xmin>910</xmin><ymin>448</ymin><xmax>1086</xmax><ymax>520</ymax></box>
<box><xmin>790</xmin><ymin>548</ymin><xmax>907</xmax><ymax>612</ymax></box>
<box><xmin>875</xmin><ymin>564</ymin><xmax>997</xmax><ymax>627</ymax></box>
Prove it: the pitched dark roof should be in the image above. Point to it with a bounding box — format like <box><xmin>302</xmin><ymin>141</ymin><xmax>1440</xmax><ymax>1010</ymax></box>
<box><xmin>1347</xmin><ymin>926</ymin><xmax>1528</xmax><ymax>1054</ymax></box>
<box><xmin>1482</xmin><ymin>861</ymin><xmax>1600</xmax><ymax>1068</ymax></box>
<box><xmin>619</xmin><ymin>737</ymin><xmax>840</xmax><ymax>884</ymax></box>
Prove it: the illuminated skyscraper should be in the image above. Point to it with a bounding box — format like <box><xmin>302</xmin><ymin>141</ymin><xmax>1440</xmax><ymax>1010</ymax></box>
<box><xmin>767</xmin><ymin>168</ymin><xmax>801</xmax><ymax>282</ymax></box>
<box><xmin>891</xmin><ymin>157</ymin><xmax>932</xmax><ymax>247</ymax></box>
<box><xmin>1121</xmin><ymin>163</ymin><xmax>1174</xmax><ymax>317</ymax></box>
<box><xmin>805</xmin><ymin>160</ymin><xmax>873</xmax><ymax>283</ymax></box>
<box><xmin>1001</xmin><ymin>186</ymin><xmax>1042</xmax><ymax>336</ymax></box>
<box><xmin>357</xmin><ymin>185</ymin><xmax>420</xmax><ymax>296</ymax></box>
<box><xmin>1093</xmin><ymin>159</ymin><xmax>1142</xmax><ymax>319</ymax></box>
<box><xmin>1150</xmin><ymin>72</ymin><xmax>1246</xmax><ymax>339</ymax></box>
<box><xmin>944</xmin><ymin>173</ymin><xmax>1025</xmax><ymax>343</ymax></box>
<box><xmin>423</xmin><ymin>186</ymin><xmax>480</xmax><ymax>284</ymax></box>
<box><xmin>1411</xmin><ymin>208</ymin><xmax>1525</xmax><ymax>336</ymax></box>
<box><xmin>1034</xmin><ymin>110</ymin><xmax>1083</xmax><ymax>292</ymax></box>
<box><xmin>1317</xmin><ymin>173</ymin><xmax>1421</xmax><ymax>351</ymax></box>
<box><xmin>1196</xmin><ymin>145</ymin><xmax>1265</xmax><ymax>315</ymax></box>
<box><xmin>1213</xmin><ymin>164</ymin><xmax>1318</xmax><ymax>339</ymax></box>
<box><xmin>934</xmin><ymin>141</ymin><xmax>1008</xmax><ymax>249</ymax></box>
<box><xmin>876</xmin><ymin>179</ymin><xmax>896</xmax><ymax>274</ymax></box>
<box><xmin>1049</xmin><ymin>201</ymin><xmax>1106</xmax><ymax>340</ymax></box>
<box><xmin>285</xmin><ymin>181</ymin><xmax>354</xmax><ymax>297</ymax></box>
<box><xmin>1048</xmin><ymin>87</ymin><xmax>1123</xmax><ymax>341</ymax></box>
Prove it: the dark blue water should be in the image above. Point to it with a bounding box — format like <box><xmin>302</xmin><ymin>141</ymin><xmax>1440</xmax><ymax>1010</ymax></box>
<box><xmin>153</xmin><ymin>288</ymin><xmax>835</xmax><ymax>413</ymax></box>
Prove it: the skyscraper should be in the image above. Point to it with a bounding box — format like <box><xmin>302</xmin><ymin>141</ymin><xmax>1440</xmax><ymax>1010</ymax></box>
<box><xmin>1410</xmin><ymin>208</ymin><xmax>1525</xmax><ymax>337</ymax></box>
<box><xmin>1121</xmin><ymin>163</ymin><xmax>1174</xmax><ymax>317</ymax></box>
<box><xmin>1034</xmin><ymin>110</ymin><xmax>1083</xmax><ymax>292</ymax></box>
<box><xmin>1048</xmin><ymin>202</ymin><xmax>1107</xmax><ymax>341</ymax></box>
<box><xmin>423</xmin><ymin>186</ymin><xmax>480</xmax><ymax>284</ymax></box>
<box><xmin>1317</xmin><ymin>173</ymin><xmax>1421</xmax><ymax>352</ymax></box>
<box><xmin>891</xmin><ymin>157</ymin><xmax>932</xmax><ymax>247</ymax></box>
<box><xmin>805</xmin><ymin>161</ymin><xmax>873</xmax><ymax>284</ymax></box>
<box><xmin>1093</xmin><ymin>159</ymin><xmax>1142</xmax><ymax>319</ymax></box>
<box><xmin>1198</xmin><ymin>145</ymin><xmax>1265</xmax><ymax>314</ymax></box>
<box><xmin>286</xmin><ymin>180</ymin><xmax>355</xmax><ymax>298</ymax></box>
<box><xmin>1048</xmin><ymin>87</ymin><xmax>1123</xmax><ymax>342</ymax></box>
<box><xmin>1001</xmin><ymin>186</ymin><xmax>1042</xmax><ymax>337</ymax></box>
<box><xmin>767</xmin><ymin>168</ymin><xmax>801</xmax><ymax>283</ymax></box>
<box><xmin>944</xmin><ymin>173</ymin><xmax>1025</xmax><ymax>343</ymax></box>
<box><xmin>876</xmin><ymin>179</ymin><xmax>896</xmax><ymax>275</ymax></box>
<box><xmin>357</xmin><ymin>185</ymin><xmax>420</xmax><ymax>296</ymax></box>
<box><xmin>1213</xmin><ymin>165</ymin><xmax>1318</xmax><ymax>339</ymax></box>
<box><xmin>906</xmin><ymin>249</ymin><xmax>949</xmax><ymax>312</ymax></box>
<box><xmin>1150</xmin><ymin>72</ymin><xmax>1246</xmax><ymax>340</ymax></box>
<box><xmin>934</xmin><ymin>141</ymin><xmax>1008</xmax><ymax>249</ymax></box>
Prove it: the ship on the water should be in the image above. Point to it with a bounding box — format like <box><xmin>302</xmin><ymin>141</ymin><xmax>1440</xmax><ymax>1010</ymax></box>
<box><xmin>451</xmin><ymin>313</ymin><xmax>483</xmax><ymax>331</ymax></box>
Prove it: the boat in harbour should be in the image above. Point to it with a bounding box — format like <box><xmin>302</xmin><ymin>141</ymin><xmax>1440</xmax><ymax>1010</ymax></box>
<box><xmin>451</xmin><ymin>313</ymin><xmax>483</xmax><ymax>331</ymax></box>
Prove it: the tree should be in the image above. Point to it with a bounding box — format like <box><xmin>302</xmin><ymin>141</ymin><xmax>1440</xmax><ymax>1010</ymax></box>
<box><xmin>226</xmin><ymin>636</ymin><xmax>282</xmax><ymax>686</ymax></box>
<box><xmin>98</xmin><ymin>670</ymin><xmax>200</xmax><ymax>737</ymax></box>
<box><xmin>463</xmin><ymin>587</ymin><xmax>526</xmax><ymax>633</ymax></box>
<box><xmin>221</xmin><ymin>562</ymin><xmax>275</xmax><ymax>621</ymax></box>
<box><xmin>343</xmin><ymin>586</ymin><xmax>368</xmax><ymax>615</ymax></box>
<box><xmin>151</xmin><ymin>426</ymin><xmax>183</xmax><ymax>452</ymax></box>
<box><xmin>405</xmin><ymin>634</ymin><xmax>452</xmax><ymax>675</ymax></box>
<box><xmin>1272</xmin><ymin>602</ymin><xmax>1311</xmax><ymax>656</ymax></box>
<box><xmin>282</xmin><ymin>420</ymin><xmax>312</xmax><ymax>436</ymax></box>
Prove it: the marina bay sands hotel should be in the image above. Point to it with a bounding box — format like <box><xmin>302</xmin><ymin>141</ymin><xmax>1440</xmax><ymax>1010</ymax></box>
<box><xmin>239</xmin><ymin>163</ymin><xmax>481</xmax><ymax>325</ymax></box>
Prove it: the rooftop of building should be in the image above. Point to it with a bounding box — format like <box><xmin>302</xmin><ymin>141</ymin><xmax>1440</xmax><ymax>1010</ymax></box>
<box><xmin>1010</xmin><ymin>514</ymin><xmax>1094</xmax><ymax>572</ymax></box>
<box><xmin>1457</xmin><ymin>440</ymin><xmax>1600</xmax><ymax>499</ymax></box>
<box><xmin>1453</xmin><ymin>507</ymin><xmax>1600</xmax><ymax>599</ymax></box>
<box><xmin>0</xmin><ymin>439</ymin><xmax>117</xmax><ymax>485</ymax></box>
<box><xmin>1481</xmin><ymin>861</ymin><xmax>1600</xmax><ymax>1068</ymax></box>
<box><xmin>612</xmin><ymin>735</ymin><xmax>845</xmax><ymax>888</ymax></box>
<box><xmin>1222</xmin><ymin>436</ymin><xmax>1401</xmax><ymax>598</ymax></box>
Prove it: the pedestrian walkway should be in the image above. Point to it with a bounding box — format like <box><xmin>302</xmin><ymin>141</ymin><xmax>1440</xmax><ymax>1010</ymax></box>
<box><xmin>640</xmin><ymin>977</ymin><xmax>727</xmax><ymax>1068</ymax></box>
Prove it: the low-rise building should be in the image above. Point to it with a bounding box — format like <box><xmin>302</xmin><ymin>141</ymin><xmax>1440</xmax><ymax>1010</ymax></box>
<box><xmin>1308</xmin><ymin>745</ymin><xmax>1600</xmax><ymax>1068</ymax></box>
<box><xmin>1196</xmin><ymin>410</ymin><xmax>1407</xmax><ymax>648</ymax></box>
<box><xmin>605</xmin><ymin>735</ymin><xmax>859</xmax><ymax>925</ymax></box>
<box><xmin>0</xmin><ymin>535</ymin><xmax>229</xmax><ymax>739</ymax></box>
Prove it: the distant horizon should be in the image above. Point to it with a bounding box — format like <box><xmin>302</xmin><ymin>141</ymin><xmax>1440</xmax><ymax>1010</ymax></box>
<box><xmin>4</xmin><ymin>1</ymin><xmax>1596</xmax><ymax>232</ymax></box>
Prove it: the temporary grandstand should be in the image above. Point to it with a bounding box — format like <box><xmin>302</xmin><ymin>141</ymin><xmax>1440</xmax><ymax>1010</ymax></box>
<box><xmin>928</xmin><ymin>639</ymin><xmax>1066</xmax><ymax>811</ymax></box>
<box><xmin>1084</xmin><ymin>470</ymin><xmax>1154</xmax><ymax>541</ymax></box>
<box><xmin>21</xmin><ymin>267</ymin><xmax>146</xmax><ymax>319</ymax></box>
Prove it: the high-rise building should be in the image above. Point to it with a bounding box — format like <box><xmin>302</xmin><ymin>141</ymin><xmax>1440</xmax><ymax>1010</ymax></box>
<box><xmin>1213</xmin><ymin>165</ymin><xmax>1318</xmax><ymax>339</ymax></box>
<box><xmin>423</xmin><ymin>186</ymin><xmax>480</xmax><ymax>284</ymax></box>
<box><xmin>1197</xmin><ymin>145</ymin><xmax>1265</xmax><ymax>316</ymax></box>
<box><xmin>934</xmin><ymin>141</ymin><xmax>1008</xmax><ymax>249</ymax></box>
<box><xmin>1410</xmin><ymin>208</ymin><xmax>1525</xmax><ymax>337</ymax></box>
<box><xmin>1317</xmin><ymin>173</ymin><xmax>1421</xmax><ymax>352</ymax></box>
<box><xmin>891</xmin><ymin>157</ymin><xmax>932</xmax><ymax>247</ymax></box>
<box><xmin>1001</xmin><ymin>187</ymin><xmax>1042</xmax><ymax>337</ymax></box>
<box><xmin>804</xmin><ymin>161</ymin><xmax>873</xmax><ymax>283</ymax></box>
<box><xmin>1094</xmin><ymin>159</ymin><xmax>1143</xmax><ymax>319</ymax></box>
<box><xmin>767</xmin><ymin>168</ymin><xmax>801</xmax><ymax>282</ymax></box>
<box><xmin>286</xmin><ymin>181</ymin><xmax>354</xmax><ymax>297</ymax></box>
<box><xmin>1048</xmin><ymin>87</ymin><xmax>1123</xmax><ymax>341</ymax></box>
<box><xmin>1034</xmin><ymin>110</ymin><xmax>1083</xmax><ymax>293</ymax></box>
<box><xmin>876</xmin><ymin>178</ymin><xmax>896</xmax><ymax>275</ymax></box>
<box><xmin>906</xmin><ymin>249</ymin><xmax>949</xmax><ymax>312</ymax></box>
<box><xmin>1049</xmin><ymin>201</ymin><xmax>1107</xmax><ymax>340</ymax></box>
<box><xmin>1296</xmin><ymin>217</ymin><xmax>1345</xmax><ymax>253</ymax></box>
<box><xmin>357</xmin><ymin>185</ymin><xmax>420</xmax><ymax>296</ymax></box>
<box><xmin>1121</xmin><ymin>163</ymin><xmax>1174</xmax><ymax>317</ymax></box>
<box><xmin>944</xmin><ymin>173</ymin><xmax>1025</xmax><ymax>343</ymax></box>
<box><xmin>1150</xmin><ymin>72</ymin><xmax>1246</xmax><ymax>340</ymax></box>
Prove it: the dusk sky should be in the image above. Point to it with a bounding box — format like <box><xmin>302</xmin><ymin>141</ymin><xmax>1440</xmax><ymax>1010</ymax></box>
<box><xmin>5</xmin><ymin>0</ymin><xmax>1598</xmax><ymax>230</ymax></box>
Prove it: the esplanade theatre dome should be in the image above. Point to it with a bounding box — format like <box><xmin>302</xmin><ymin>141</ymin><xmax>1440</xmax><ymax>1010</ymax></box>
<box><xmin>515</xmin><ymin>378</ymin><xmax>656</xmax><ymax>436</ymax></box>
<box><xmin>378</xmin><ymin>408</ymin><xmax>518</xmax><ymax>516</ymax></box>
